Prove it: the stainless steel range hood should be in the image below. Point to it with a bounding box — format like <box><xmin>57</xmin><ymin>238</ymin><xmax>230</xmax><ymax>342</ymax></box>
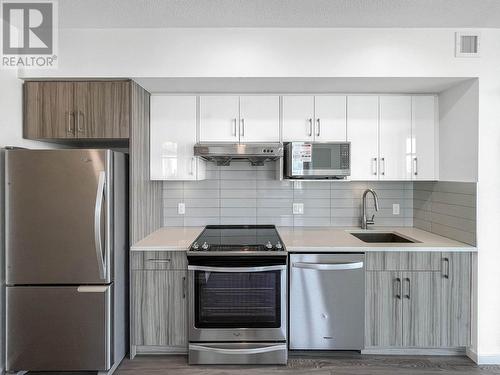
<box><xmin>194</xmin><ymin>143</ymin><xmax>283</xmax><ymax>166</ymax></box>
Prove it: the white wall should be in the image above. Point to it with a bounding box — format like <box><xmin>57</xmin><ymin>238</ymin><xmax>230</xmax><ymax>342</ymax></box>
<box><xmin>12</xmin><ymin>27</ymin><xmax>500</xmax><ymax>362</ymax></box>
<box><xmin>438</xmin><ymin>79</ymin><xmax>479</xmax><ymax>182</ymax></box>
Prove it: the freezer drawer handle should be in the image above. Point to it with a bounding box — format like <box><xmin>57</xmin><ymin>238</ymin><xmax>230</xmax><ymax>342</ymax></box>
<box><xmin>188</xmin><ymin>265</ymin><xmax>286</xmax><ymax>273</ymax></box>
<box><xmin>292</xmin><ymin>262</ymin><xmax>363</xmax><ymax>271</ymax></box>
<box><xmin>189</xmin><ymin>344</ymin><xmax>287</xmax><ymax>355</ymax></box>
<box><xmin>94</xmin><ymin>171</ymin><xmax>107</xmax><ymax>280</ymax></box>
<box><xmin>77</xmin><ymin>286</ymin><xmax>108</xmax><ymax>293</ymax></box>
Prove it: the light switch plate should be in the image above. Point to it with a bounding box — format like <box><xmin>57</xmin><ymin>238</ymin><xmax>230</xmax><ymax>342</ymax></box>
<box><xmin>392</xmin><ymin>203</ymin><xmax>400</xmax><ymax>215</ymax></box>
<box><xmin>293</xmin><ymin>203</ymin><xmax>304</xmax><ymax>215</ymax></box>
<box><xmin>178</xmin><ymin>203</ymin><xmax>185</xmax><ymax>215</ymax></box>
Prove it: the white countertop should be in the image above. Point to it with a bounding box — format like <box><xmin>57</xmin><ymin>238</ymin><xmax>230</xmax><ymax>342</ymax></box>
<box><xmin>277</xmin><ymin>227</ymin><xmax>476</xmax><ymax>252</ymax></box>
<box><xmin>131</xmin><ymin>226</ymin><xmax>476</xmax><ymax>253</ymax></box>
<box><xmin>131</xmin><ymin>227</ymin><xmax>203</xmax><ymax>251</ymax></box>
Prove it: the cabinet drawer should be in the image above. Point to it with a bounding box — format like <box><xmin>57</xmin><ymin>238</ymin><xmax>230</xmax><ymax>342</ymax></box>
<box><xmin>131</xmin><ymin>251</ymin><xmax>187</xmax><ymax>270</ymax></box>
<box><xmin>366</xmin><ymin>252</ymin><xmax>441</xmax><ymax>271</ymax></box>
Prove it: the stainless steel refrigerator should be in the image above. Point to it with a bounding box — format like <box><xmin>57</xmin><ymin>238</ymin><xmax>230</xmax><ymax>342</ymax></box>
<box><xmin>5</xmin><ymin>149</ymin><xmax>128</xmax><ymax>374</ymax></box>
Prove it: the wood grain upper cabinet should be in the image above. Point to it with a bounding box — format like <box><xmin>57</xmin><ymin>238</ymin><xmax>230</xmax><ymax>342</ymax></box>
<box><xmin>23</xmin><ymin>80</ymin><xmax>130</xmax><ymax>141</ymax></box>
<box><xmin>75</xmin><ymin>81</ymin><xmax>130</xmax><ymax>139</ymax></box>
<box><xmin>24</xmin><ymin>81</ymin><xmax>75</xmax><ymax>139</ymax></box>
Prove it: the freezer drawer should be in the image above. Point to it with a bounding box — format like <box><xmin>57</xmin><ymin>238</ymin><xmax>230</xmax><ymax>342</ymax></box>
<box><xmin>290</xmin><ymin>253</ymin><xmax>365</xmax><ymax>350</ymax></box>
<box><xmin>7</xmin><ymin>285</ymin><xmax>112</xmax><ymax>372</ymax></box>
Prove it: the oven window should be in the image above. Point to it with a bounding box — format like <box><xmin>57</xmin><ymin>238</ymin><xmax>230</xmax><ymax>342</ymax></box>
<box><xmin>194</xmin><ymin>270</ymin><xmax>281</xmax><ymax>328</ymax></box>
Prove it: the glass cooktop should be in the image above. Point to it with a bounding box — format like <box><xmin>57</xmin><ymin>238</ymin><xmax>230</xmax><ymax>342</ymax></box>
<box><xmin>189</xmin><ymin>225</ymin><xmax>285</xmax><ymax>252</ymax></box>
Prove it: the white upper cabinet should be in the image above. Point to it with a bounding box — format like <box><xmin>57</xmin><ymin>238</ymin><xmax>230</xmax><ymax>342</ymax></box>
<box><xmin>379</xmin><ymin>96</ymin><xmax>412</xmax><ymax>180</ymax></box>
<box><xmin>347</xmin><ymin>96</ymin><xmax>379</xmax><ymax>181</ymax></box>
<box><xmin>314</xmin><ymin>96</ymin><xmax>347</xmax><ymax>141</ymax></box>
<box><xmin>282</xmin><ymin>96</ymin><xmax>315</xmax><ymax>142</ymax></box>
<box><xmin>150</xmin><ymin>95</ymin><xmax>205</xmax><ymax>181</ymax></box>
<box><xmin>199</xmin><ymin>95</ymin><xmax>240</xmax><ymax>142</ymax></box>
<box><xmin>239</xmin><ymin>95</ymin><xmax>280</xmax><ymax>142</ymax></box>
<box><xmin>412</xmin><ymin>96</ymin><xmax>437</xmax><ymax>180</ymax></box>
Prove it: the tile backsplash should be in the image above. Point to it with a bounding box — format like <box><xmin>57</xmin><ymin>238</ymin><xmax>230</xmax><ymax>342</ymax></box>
<box><xmin>413</xmin><ymin>181</ymin><xmax>476</xmax><ymax>246</ymax></box>
<box><xmin>163</xmin><ymin>161</ymin><xmax>414</xmax><ymax>227</ymax></box>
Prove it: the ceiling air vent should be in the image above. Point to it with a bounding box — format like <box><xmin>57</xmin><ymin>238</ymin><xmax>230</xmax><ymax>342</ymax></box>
<box><xmin>455</xmin><ymin>32</ymin><xmax>480</xmax><ymax>57</ymax></box>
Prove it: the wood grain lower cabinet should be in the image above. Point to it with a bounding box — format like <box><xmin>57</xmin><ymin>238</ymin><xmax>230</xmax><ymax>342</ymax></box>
<box><xmin>365</xmin><ymin>271</ymin><xmax>402</xmax><ymax>347</ymax></box>
<box><xmin>365</xmin><ymin>251</ymin><xmax>471</xmax><ymax>349</ymax></box>
<box><xmin>132</xmin><ymin>270</ymin><xmax>188</xmax><ymax>351</ymax></box>
<box><xmin>401</xmin><ymin>272</ymin><xmax>441</xmax><ymax>347</ymax></box>
<box><xmin>440</xmin><ymin>253</ymin><xmax>471</xmax><ymax>347</ymax></box>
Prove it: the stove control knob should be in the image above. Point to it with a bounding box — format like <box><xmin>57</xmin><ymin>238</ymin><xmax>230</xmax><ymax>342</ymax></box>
<box><xmin>192</xmin><ymin>242</ymin><xmax>199</xmax><ymax>250</ymax></box>
<box><xmin>201</xmin><ymin>242</ymin><xmax>209</xmax><ymax>250</ymax></box>
<box><xmin>275</xmin><ymin>242</ymin><xmax>283</xmax><ymax>250</ymax></box>
<box><xmin>265</xmin><ymin>241</ymin><xmax>273</xmax><ymax>250</ymax></box>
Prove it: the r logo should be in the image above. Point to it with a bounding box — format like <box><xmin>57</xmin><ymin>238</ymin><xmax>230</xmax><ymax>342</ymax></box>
<box><xmin>2</xmin><ymin>2</ymin><xmax>53</xmax><ymax>55</ymax></box>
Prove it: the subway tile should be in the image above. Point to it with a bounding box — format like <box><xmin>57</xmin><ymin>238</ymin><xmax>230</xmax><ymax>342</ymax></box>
<box><xmin>163</xmin><ymin>217</ymin><xmax>184</xmax><ymax>226</ymax></box>
<box><xmin>220</xmin><ymin>170</ymin><xmax>257</xmax><ymax>180</ymax></box>
<box><xmin>331</xmin><ymin>217</ymin><xmax>359</xmax><ymax>227</ymax></box>
<box><xmin>184</xmin><ymin>198</ymin><xmax>219</xmax><ymax>208</ymax></box>
<box><xmin>293</xmin><ymin>189</ymin><xmax>330</xmax><ymax>199</ymax></box>
<box><xmin>256</xmin><ymin>180</ymin><xmax>292</xmax><ymax>190</ymax></box>
<box><xmin>183</xmin><ymin>179</ymin><xmax>220</xmax><ymax>190</ymax></box>
<box><xmin>431</xmin><ymin>223</ymin><xmax>476</xmax><ymax>246</ymax></box>
<box><xmin>220</xmin><ymin>179</ymin><xmax>257</xmax><ymax>189</ymax></box>
<box><xmin>293</xmin><ymin>181</ymin><xmax>331</xmax><ymax>190</ymax></box>
<box><xmin>432</xmin><ymin>191</ymin><xmax>476</xmax><ymax>207</ymax></box>
<box><xmin>163</xmin><ymin>181</ymin><xmax>184</xmax><ymax>190</ymax></box>
<box><xmin>302</xmin><ymin>207</ymin><xmax>330</xmax><ymax>217</ymax></box>
<box><xmin>163</xmin><ymin>189</ymin><xmax>183</xmax><ymax>199</ymax></box>
<box><xmin>184</xmin><ymin>217</ymin><xmax>220</xmax><ymax>226</ymax></box>
<box><xmin>185</xmin><ymin>207</ymin><xmax>220</xmax><ymax>217</ymax></box>
<box><xmin>221</xmin><ymin>189</ymin><xmax>257</xmax><ymax>199</ymax></box>
<box><xmin>257</xmin><ymin>216</ymin><xmax>294</xmax><ymax>226</ymax></box>
<box><xmin>257</xmin><ymin>189</ymin><xmax>294</xmax><ymax>199</ymax></box>
<box><xmin>220</xmin><ymin>207</ymin><xmax>257</xmax><ymax>217</ymax></box>
<box><xmin>257</xmin><ymin>207</ymin><xmax>293</xmax><ymax>216</ymax></box>
<box><xmin>414</xmin><ymin>218</ymin><xmax>432</xmax><ymax>232</ymax></box>
<box><xmin>257</xmin><ymin>198</ymin><xmax>293</xmax><ymax>208</ymax></box>
<box><xmin>184</xmin><ymin>189</ymin><xmax>220</xmax><ymax>199</ymax></box>
<box><xmin>220</xmin><ymin>217</ymin><xmax>257</xmax><ymax>225</ymax></box>
<box><xmin>430</xmin><ymin>212</ymin><xmax>476</xmax><ymax>233</ymax></box>
<box><xmin>219</xmin><ymin>162</ymin><xmax>255</xmax><ymax>171</ymax></box>
<box><xmin>220</xmin><ymin>198</ymin><xmax>257</xmax><ymax>208</ymax></box>
<box><xmin>331</xmin><ymin>207</ymin><xmax>359</xmax><ymax>218</ymax></box>
<box><xmin>293</xmin><ymin>217</ymin><xmax>331</xmax><ymax>227</ymax></box>
<box><xmin>298</xmin><ymin>198</ymin><xmax>331</xmax><ymax>208</ymax></box>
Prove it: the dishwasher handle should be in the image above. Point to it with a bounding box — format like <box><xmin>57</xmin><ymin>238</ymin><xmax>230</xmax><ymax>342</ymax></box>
<box><xmin>292</xmin><ymin>261</ymin><xmax>364</xmax><ymax>271</ymax></box>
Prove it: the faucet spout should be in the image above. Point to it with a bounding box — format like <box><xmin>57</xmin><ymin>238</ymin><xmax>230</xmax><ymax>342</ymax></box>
<box><xmin>361</xmin><ymin>189</ymin><xmax>379</xmax><ymax>229</ymax></box>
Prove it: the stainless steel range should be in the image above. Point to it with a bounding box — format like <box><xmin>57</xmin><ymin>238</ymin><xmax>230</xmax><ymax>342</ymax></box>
<box><xmin>187</xmin><ymin>225</ymin><xmax>287</xmax><ymax>365</ymax></box>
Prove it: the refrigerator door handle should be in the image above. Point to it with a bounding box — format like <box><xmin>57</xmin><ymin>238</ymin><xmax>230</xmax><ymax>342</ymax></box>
<box><xmin>94</xmin><ymin>171</ymin><xmax>106</xmax><ymax>280</ymax></box>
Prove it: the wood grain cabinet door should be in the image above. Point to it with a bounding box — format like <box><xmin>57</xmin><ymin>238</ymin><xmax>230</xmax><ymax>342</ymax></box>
<box><xmin>132</xmin><ymin>270</ymin><xmax>187</xmax><ymax>349</ymax></box>
<box><xmin>440</xmin><ymin>253</ymin><xmax>471</xmax><ymax>347</ymax></box>
<box><xmin>24</xmin><ymin>81</ymin><xmax>75</xmax><ymax>139</ymax></box>
<box><xmin>365</xmin><ymin>271</ymin><xmax>403</xmax><ymax>347</ymax></box>
<box><xmin>401</xmin><ymin>271</ymin><xmax>441</xmax><ymax>347</ymax></box>
<box><xmin>75</xmin><ymin>81</ymin><xmax>130</xmax><ymax>139</ymax></box>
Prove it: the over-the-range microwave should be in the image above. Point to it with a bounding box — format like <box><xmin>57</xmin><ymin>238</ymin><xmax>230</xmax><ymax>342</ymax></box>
<box><xmin>284</xmin><ymin>142</ymin><xmax>351</xmax><ymax>179</ymax></box>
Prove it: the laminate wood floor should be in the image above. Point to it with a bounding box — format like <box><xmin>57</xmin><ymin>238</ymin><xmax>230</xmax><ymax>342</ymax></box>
<box><xmin>116</xmin><ymin>354</ymin><xmax>500</xmax><ymax>375</ymax></box>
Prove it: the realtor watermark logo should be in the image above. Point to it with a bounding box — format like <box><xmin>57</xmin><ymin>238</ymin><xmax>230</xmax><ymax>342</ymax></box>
<box><xmin>1</xmin><ymin>0</ymin><xmax>58</xmax><ymax>69</ymax></box>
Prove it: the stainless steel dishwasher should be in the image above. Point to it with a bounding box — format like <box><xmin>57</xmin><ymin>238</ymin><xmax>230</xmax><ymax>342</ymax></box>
<box><xmin>290</xmin><ymin>253</ymin><xmax>365</xmax><ymax>350</ymax></box>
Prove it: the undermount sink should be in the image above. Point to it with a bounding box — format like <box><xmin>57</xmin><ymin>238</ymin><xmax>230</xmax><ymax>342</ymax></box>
<box><xmin>350</xmin><ymin>232</ymin><xmax>418</xmax><ymax>244</ymax></box>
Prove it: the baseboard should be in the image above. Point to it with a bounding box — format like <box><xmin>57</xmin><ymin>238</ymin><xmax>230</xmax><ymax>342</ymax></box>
<box><xmin>467</xmin><ymin>347</ymin><xmax>500</xmax><ymax>365</ymax></box>
<box><xmin>136</xmin><ymin>345</ymin><xmax>188</xmax><ymax>355</ymax></box>
<box><xmin>362</xmin><ymin>347</ymin><xmax>466</xmax><ymax>356</ymax></box>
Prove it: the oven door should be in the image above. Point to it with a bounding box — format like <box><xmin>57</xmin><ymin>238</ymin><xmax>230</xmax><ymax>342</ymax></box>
<box><xmin>286</xmin><ymin>142</ymin><xmax>350</xmax><ymax>178</ymax></box>
<box><xmin>188</xmin><ymin>256</ymin><xmax>287</xmax><ymax>342</ymax></box>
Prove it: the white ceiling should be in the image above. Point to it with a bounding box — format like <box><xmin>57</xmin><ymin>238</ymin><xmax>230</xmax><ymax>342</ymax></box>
<box><xmin>134</xmin><ymin>77</ymin><xmax>476</xmax><ymax>94</ymax></box>
<box><xmin>59</xmin><ymin>0</ymin><xmax>500</xmax><ymax>29</ymax></box>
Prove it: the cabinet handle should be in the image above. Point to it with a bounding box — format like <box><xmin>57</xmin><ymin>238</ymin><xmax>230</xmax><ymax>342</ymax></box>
<box><xmin>413</xmin><ymin>157</ymin><xmax>418</xmax><ymax>176</ymax></box>
<box><xmin>308</xmin><ymin>118</ymin><xmax>313</xmax><ymax>137</ymax></box>
<box><xmin>190</xmin><ymin>157</ymin><xmax>195</xmax><ymax>176</ymax></box>
<box><xmin>372</xmin><ymin>158</ymin><xmax>378</xmax><ymax>175</ymax></box>
<box><xmin>395</xmin><ymin>277</ymin><xmax>401</xmax><ymax>299</ymax></box>
<box><xmin>67</xmin><ymin>111</ymin><xmax>74</xmax><ymax>134</ymax></box>
<box><xmin>442</xmin><ymin>257</ymin><xmax>450</xmax><ymax>279</ymax></box>
<box><xmin>316</xmin><ymin>118</ymin><xmax>321</xmax><ymax>137</ymax></box>
<box><xmin>77</xmin><ymin>110</ymin><xmax>85</xmax><ymax>133</ymax></box>
<box><xmin>404</xmin><ymin>277</ymin><xmax>411</xmax><ymax>299</ymax></box>
<box><xmin>232</xmin><ymin>118</ymin><xmax>237</xmax><ymax>137</ymax></box>
<box><xmin>380</xmin><ymin>157</ymin><xmax>386</xmax><ymax>176</ymax></box>
<box><xmin>240</xmin><ymin>118</ymin><xmax>245</xmax><ymax>137</ymax></box>
<box><xmin>182</xmin><ymin>276</ymin><xmax>186</xmax><ymax>299</ymax></box>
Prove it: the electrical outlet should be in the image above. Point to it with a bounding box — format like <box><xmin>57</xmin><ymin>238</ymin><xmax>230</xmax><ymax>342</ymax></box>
<box><xmin>392</xmin><ymin>203</ymin><xmax>400</xmax><ymax>215</ymax></box>
<box><xmin>293</xmin><ymin>203</ymin><xmax>304</xmax><ymax>215</ymax></box>
<box><xmin>178</xmin><ymin>202</ymin><xmax>185</xmax><ymax>215</ymax></box>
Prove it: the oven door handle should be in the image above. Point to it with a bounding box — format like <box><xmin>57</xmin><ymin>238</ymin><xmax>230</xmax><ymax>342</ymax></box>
<box><xmin>187</xmin><ymin>265</ymin><xmax>286</xmax><ymax>273</ymax></box>
<box><xmin>189</xmin><ymin>344</ymin><xmax>287</xmax><ymax>355</ymax></box>
<box><xmin>292</xmin><ymin>261</ymin><xmax>363</xmax><ymax>270</ymax></box>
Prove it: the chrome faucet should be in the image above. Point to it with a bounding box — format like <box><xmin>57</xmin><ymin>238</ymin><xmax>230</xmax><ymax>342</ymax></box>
<box><xmin>361</xmin><ymin>189</ymin><xmax>379</xmax><ymax>229</ymax></box>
